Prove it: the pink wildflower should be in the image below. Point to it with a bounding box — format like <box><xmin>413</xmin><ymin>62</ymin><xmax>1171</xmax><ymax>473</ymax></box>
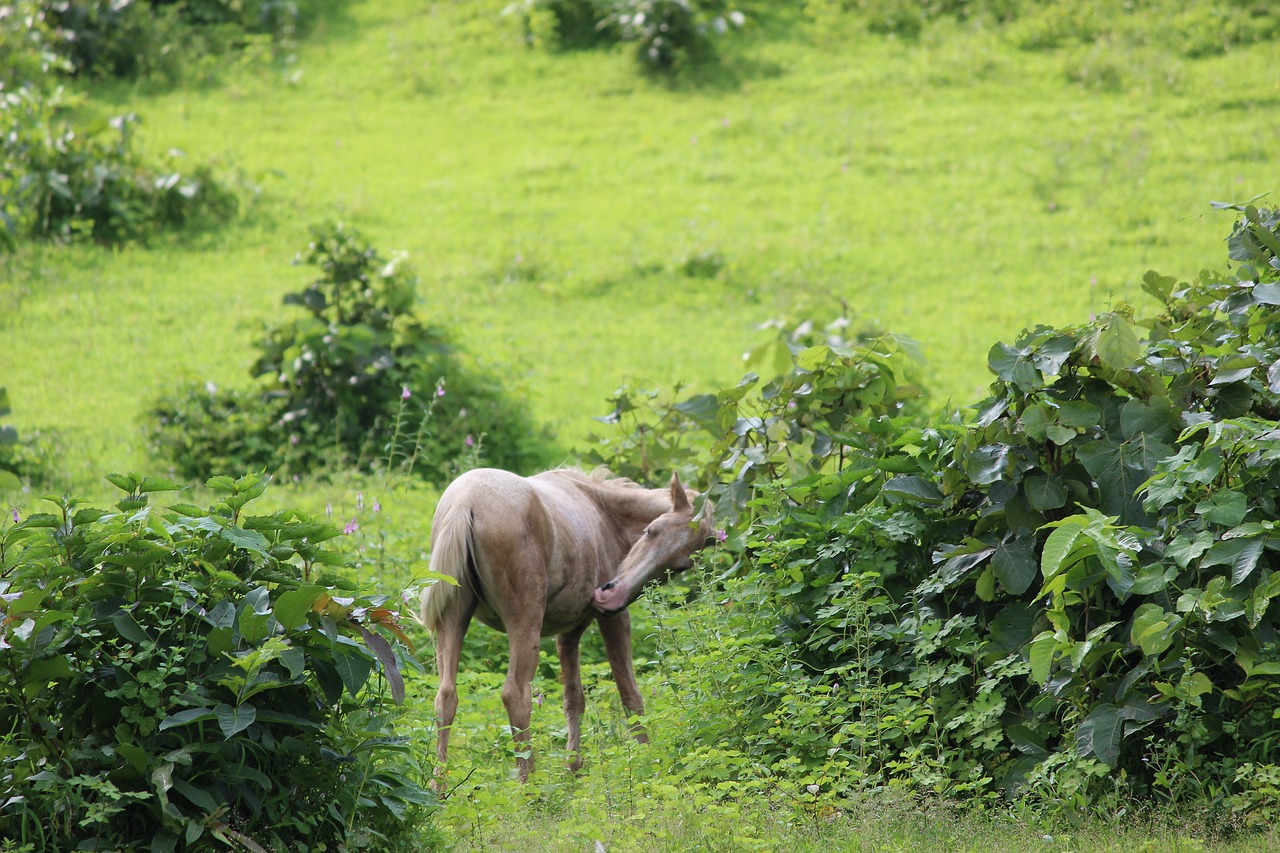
<box><xmin>10</xmin><ymin>509</ymin><xmax>17</xmax><ymax>524</ymax></box>
<box><xmin>465</xmin><ymin>435</ymin><xmax>474</xmax><ymax>447</ymax></box>
<box><xmin>344</xmin><ymin>518</ymin><xmax>359</xmax><ymax>535</ymax></box>
<box><xmin>436</xmin><ymin>383</ymin><xmax>446</xmax><ymax>398</ymax></box>
<box><xmin>402</xmin><ymin>386</ymin><xmax>411</xmax><ymax>400</ymax></box>
<box><xmin>715</xmin><ymin>529</ymin><xmax>728</xmax><ymax>543</ymax></box>
<box><xmin>373</xmin><ymin>499</ymin><xmax>381</xmax><ymax>513</ymax></box>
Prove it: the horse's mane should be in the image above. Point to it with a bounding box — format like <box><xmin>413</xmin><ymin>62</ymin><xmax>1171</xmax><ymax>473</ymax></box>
<box><xmin>551</xmin><ymin>466</ymin><xmax>643</xmax><ymax>490</ymax></box>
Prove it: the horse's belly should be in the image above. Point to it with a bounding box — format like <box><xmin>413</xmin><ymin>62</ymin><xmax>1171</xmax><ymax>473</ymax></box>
<box><xmin>472</xmin><ymin>597</ymin><xmax>593</xmax><ymax>638</ymax></box>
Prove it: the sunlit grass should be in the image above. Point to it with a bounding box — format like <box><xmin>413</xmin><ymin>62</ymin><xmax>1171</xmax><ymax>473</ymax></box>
<box><xmin>5</xmin><ymin>1</ymin><xmax>1278</xmax><ymax>501</ymax></box>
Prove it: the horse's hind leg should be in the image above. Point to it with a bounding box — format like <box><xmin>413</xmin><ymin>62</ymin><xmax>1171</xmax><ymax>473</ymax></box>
<box><xmin>598</xmin><ymin>610</ymin><xmax>649</xmax><ymax>744</ymax></box>
<box><xmin>556</xmin><ymin>624</ymin><xmax>588</xmax><ymax>772</ymax></box>
<box><xmin>432</xmin><ymin>597</ymin><xmax>476</xmax><ymax>789</ymax></box>
<box><xmin>501</xmin><ymin>619</ymin><xmax>542</xmax><ymax>782</ymax></box>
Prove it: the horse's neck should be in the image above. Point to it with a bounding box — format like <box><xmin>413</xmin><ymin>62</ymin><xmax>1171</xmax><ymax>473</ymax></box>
<box><xmin>579</xmin><ymin>480</ymin><xmax>670</xmax><ymax>529</ymax></box>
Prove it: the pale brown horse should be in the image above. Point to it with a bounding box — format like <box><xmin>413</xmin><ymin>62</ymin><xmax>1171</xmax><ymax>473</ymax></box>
<box><xmin>419</xmin><ymin>467</ymin><xmax>713</xmax><ymax>783</ymax></box>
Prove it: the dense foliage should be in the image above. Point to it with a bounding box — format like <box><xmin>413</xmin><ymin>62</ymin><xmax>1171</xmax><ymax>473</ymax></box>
<box><xmin>506</xmin><ymin>0</ymin><xmax>745</xmax><ymax>72</ymax></box>
<box><xmin>0</xmin><ymin>3</ymin><xmax>249</xmax><ymax>247</ymax></box>
<box><xmin>0</xmin><ymin>472</ymin><xmax>434</xmax><ymax>851</ymax></box>
<box><xmin>0</xmin><ymin>388</ymin><xmax>21</xmax><ymax>491</ymax></box>
<box><xmin>604</xmin><ymin>205</ymin><xmax>1280</xmax><ymax>825</ymax></box>
<box><xmin>148</xmin><ymin>222</ymin><xmax>554</xmax><ymax>485</ymax></box>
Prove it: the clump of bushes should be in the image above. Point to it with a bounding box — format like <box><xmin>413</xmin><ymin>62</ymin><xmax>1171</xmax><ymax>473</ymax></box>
<box><xmin>0</xmin><ymin>386</ymin><xmax>56</xmax><ymax>492</ymax></box>
<box><xmin>606</xmin><ymin>203</ymin><xmax>1280</xmax><ymax>825</ymax></box>
<box><xmin>0</xmin><ymin>4</ymin><xmax>248</xmax><ymax>248</ymax></box>
<box><xmin>148</xmin><ymin>222</ymin><xmax>554</xmax><ymax>485</ymax></box>
<box><xmin>0</xmin><ymin>472</ymin><xmax>434</xmax><ymax>851</ymax></box>
<box><xmin>506</xmin><ymin>0</ymin><xmax>745</xmax><ymax>73</ymax></box>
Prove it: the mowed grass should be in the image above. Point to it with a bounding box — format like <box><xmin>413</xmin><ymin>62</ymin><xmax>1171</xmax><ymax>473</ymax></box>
<box><xmin>4</xmin><ymin>2</ymin><xmax>1278</xmax><ymax>497</ymax></box>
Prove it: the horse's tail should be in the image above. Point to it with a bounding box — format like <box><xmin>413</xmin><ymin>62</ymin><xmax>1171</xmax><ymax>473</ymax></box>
<box><xmin>418</xmin><ymin>502</ymin><xmax>473</xmax><ymax>633</ymax></box>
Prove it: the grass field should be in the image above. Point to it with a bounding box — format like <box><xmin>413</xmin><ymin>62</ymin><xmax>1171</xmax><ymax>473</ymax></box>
<box><xmin>5</xmin><ymin>1</ymin><xmax>1278</xmax><ymax>496</ymax></box>
<box><xmin>4</xmin><ymin>1</ymin><xmax>1280</xmax><ymax>848</ymax></box>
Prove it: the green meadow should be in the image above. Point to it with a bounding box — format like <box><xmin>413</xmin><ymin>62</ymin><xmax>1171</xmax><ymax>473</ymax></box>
<box><xmin>7</xmin><ymin>2</ymin><xmax>1278</xmax><ymax>488</ymax></box>
<box><xmin>4</xmin><ymin>1</ymin><xmax>1280</xmax><ymax>849</ymax></box>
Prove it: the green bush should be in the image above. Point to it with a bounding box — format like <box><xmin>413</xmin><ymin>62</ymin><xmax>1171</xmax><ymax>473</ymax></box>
<box><xmin>617</xmin><ymin>204</ymin><xmax>1280</xmax><ymax>825</ymax></box>
<box><xmin>507</xmin><ymin>0</ymin><xmax>745</xmax><ymax>73</ymax></box>
<box><xmin>0</xmin><ymin>472</ymin><xmax>435</xmax><ymax>851</ymax></box>
<box><xmin>1</xmin><ymin>91</ymin><xmax>241</xmax><ymax>245</ymax></box>
<box><xmin>148</xmin><ymin>222</ymin><xmax>555</xmax><ymax>485</ymax></box>
<box><xmin>0</xmin><ymin>387</ymin><xmax>22</xmax><ymax>492</ymax></box>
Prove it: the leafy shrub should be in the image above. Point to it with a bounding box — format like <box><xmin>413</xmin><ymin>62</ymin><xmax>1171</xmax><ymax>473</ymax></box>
<box><xmin>32</xmin><ymin>0</ymin><xmax>319</xmax><ymax>81</ymax></box>
<box><xmin>0</xmin><ymin>472</ymin><xmax>435</xmax><ymax>851</ymax></box>
<box><xmin>148</xmin><ymin>222</ymin><xmax>555</xmax><ymax>484</ymax></box>
<box><xmin>0</xmin><ymin>386</ymin><xmax>57</xmax><ymax>493</ymax></box>
<box><xmin>507</xmin><ymin>0</ymin><xmax>616</xmax><ymax>50</ymax></box>
<box><xmin>611</xmin><ymin>203</ymin><xmax>1280</xmax><ymax>824</ymax></box>
<box><xmin>0</xmin><ymin>387</ymin><xmax>22</xmax><ymax>492</ymax></box>
<box><xmin>506</xmin><ymin>0</ymin><xmax>745</xmax><ymax>73</ymax></box>
<box><xmin>1</xmin><ymin>91</ymin><xmax>241</xmax><ymax>245</ymax></box>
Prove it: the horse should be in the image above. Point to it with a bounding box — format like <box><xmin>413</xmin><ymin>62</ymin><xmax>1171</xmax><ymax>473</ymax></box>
<box><xmin>419</xmin><ymin>467</ymin><xmax>714</xmax><ymax>783</ymax></box>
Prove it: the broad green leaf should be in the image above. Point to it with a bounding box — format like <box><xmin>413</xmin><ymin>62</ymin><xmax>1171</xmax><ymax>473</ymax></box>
<box><xmin>332</xmin><ymin>643</ymin><xmax>374</xmax><ymax>698</ymax></box>
<box><xmin>1058</xmin><ymin>401</ymin><xmax>1100</xmax><ymax>429</ymax></box>
<box><xmin>1025</xmin><ymin>475</ymin><xmax>1067</xmax><ymax>511</ymax></box>
<box><xmin>1252</xmin><ymin>282</ymin><xmax>1280</xmax><ymax>304</ymax></box>
<box><xmin>1076</xmin><ymin>703</ymin><xmax>1124</xmax><ymax>767</ymax></box>
<box><xmin>1045</xmin><ymin>424</ymin><xmax>1076</xmax><ymax>446</ymax></box>
<box><xmin>1020</xmin><ymin>403</ymin><xmax>1051</xmax><ymax>441</ymax></box>
<box><xmin>1007</xmin><ymin>725</ymin><xmax>1048</xmax><ymax>757</ymax></box>
<box><xmin>975</xmin><ymin>564</ymin><xmax>996</xmax><ymax>601</ymax></box>
<box><xmin>215</xmin><ymin>703</ymin><xmax>256</xmax><ymax>739</ymax></box>
<box><xmin>274</xmin><ymin>586</ymin><xmax>325</xmax><ymax>630</ymax></box>
<box><xmin>1028</xmin><ymin>632</ymin><xmax>1058</xmax><ymax>685</ymax></box>
<box><xmin>1195</xmin><ymin>491</ymin><xmax>1247</xmax><ymax>526</ymax></box>
<box><xmin>992</xmin><ymin>538</ymin><xmax>1038</xmax><ymax>594</ymax></box>
<box><xmin>795</xmin><ymin>345</ymin><xmax>831</xmax><ymax>372</ymax></box>
<box><xmin>882</xmin><ymin>475</ymin><xmax>943</xmax><ymax>507</ymax></box>
<box><xmin>1131</xmin><ymin>604</ymin><xmax>1178</xmax><ymax>657</ymax></box>
<box><xmin>112</xmin><ymin>610</ymin><xmax>150</xmax><ymax>644</ymax></box>
<box><xmin>159</xmin><ymin>709</ymin><xmax>217</xmax><ymax>731</ymax></box>
<box><xmin>1041</xmin><ymin>517</ymin><xmax>1089</xmax><ymax>583</ymax></box>
<box><xmin>1095</xmin><ymin>317</ymin><xmax>1140</xmax><ymax>371</ymax></box>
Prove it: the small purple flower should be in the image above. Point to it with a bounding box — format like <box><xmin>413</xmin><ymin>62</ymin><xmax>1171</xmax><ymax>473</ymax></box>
<box><xmin>715</xmin><ymin>528</ymin><xmax>728</xmax><ymax>543</ymax></box>
<box><xmin>10</xmin><ymin>509</ymin><xmax>17</xmax><ymax>524</ymax></box>
<box><xmin>290</xmin><ymin>433</ymin><xmax>299</xmax><ymax>446</ymax></box>
<box><xmin>344</xmin><ymin>518</ymin><xmax>359</xmax><ymax>535</ymax></box>
<box><xmin>373</xmin><ymin>499</ymin><xmax>381</xmax><ymax>513</ymax></box>
<box><xmin>465</xmin><ymin>435</ymin><xmax>474</xmax><ymax>447</ymax></box>
<box><xmin>401</xmin><ymin>386</ymin><xmax>411</xmax><ymax>400</ymax></box>
<box><xmin>402</xmin><ymin>590</ymin><xmax>413</xmax><ymax>605</ymax></box>
<box><xmin>436</xmin><ymin>383</ymin><xmax>446</xmax><ymax>398</ymax></box>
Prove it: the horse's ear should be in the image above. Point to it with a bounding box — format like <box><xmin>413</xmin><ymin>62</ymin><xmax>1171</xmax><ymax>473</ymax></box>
<box><xmin>669</xmin><ymin>472</ymin><xmax>690</xmax><ymax>511</ymax></box>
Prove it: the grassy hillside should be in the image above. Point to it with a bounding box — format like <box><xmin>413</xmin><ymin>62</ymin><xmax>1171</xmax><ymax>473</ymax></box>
<box><xmin>4</xmin><ymin>1</ymin><xmax>1277</xmax><ymax>495</ymax></box>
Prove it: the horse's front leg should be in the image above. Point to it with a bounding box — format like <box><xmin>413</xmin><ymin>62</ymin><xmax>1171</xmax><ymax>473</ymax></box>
<box><xmin>556</xmin><ymin>624</ymin><xmax>589</xmax><ymax>772</ymax></box>
<box><xmin>501</xmin><ymin>622</ymin><xmax>542</xmax><ymax>782</ymax></box>
<box><xmin>598</xmin><ymin>610</ymin><xmax>649</xmax><ymax>744</ymax></box>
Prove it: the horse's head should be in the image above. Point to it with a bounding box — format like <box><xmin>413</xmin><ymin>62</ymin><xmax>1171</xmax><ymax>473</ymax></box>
<box><xmin>592</xmin><ymin>473</ymin><xmax>715</xmax><ymax>616</ymax></box>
